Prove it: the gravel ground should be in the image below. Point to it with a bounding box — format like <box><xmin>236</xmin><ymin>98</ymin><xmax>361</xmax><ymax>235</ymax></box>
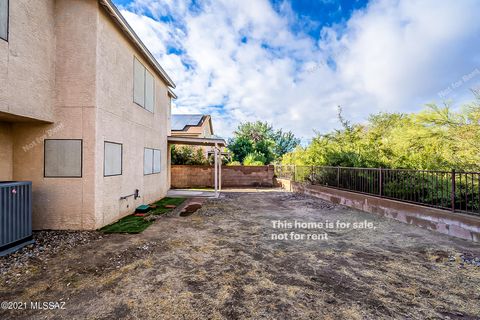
<box><xmin>0</xmin><ymin>190</ymin><xmax>479</xmax><ymax>319</ymax></box>
<box><xmin>0</xmin><ymin>231</ymin><xmax>103</xmax><ymax>282</ymax></box>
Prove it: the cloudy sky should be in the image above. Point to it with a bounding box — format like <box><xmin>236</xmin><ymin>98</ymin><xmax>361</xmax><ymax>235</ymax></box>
<box><xmin>113</xmin><ymin>0</ymin><xmax>480</xmax><ymax>142</ymax></box>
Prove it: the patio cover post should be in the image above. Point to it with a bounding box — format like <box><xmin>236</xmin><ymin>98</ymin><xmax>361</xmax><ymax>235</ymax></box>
<box><xmin>218</xmin><ymin>145</ymin><xmax>222</xmax><ymax>192</ymax></box>
<box><xmin>214</xmin><ymin>143</ymin><xmax>218</xmax><ymax>197</ymax></box>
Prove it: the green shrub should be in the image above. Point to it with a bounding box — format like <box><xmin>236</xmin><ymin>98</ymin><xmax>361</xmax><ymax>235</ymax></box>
<box><xmin>171</xmin><ymin>145</ymin><xmax>207</xmax><ymax>165</ymax></box>
<box><xmin>243</xmin><ymin>152</ymin><xmax>266</xmax><ymax>165</ymax></box>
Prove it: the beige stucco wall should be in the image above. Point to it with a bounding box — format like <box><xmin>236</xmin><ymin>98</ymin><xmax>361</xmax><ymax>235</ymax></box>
<box><xmin>0</xmin><ymin>122</ymin><xmax>13</xmax><ymax>180</ymax></box>
<box><xmin>12</xmin><ymin>109</ymin><xmax>96</xmax><ymax>230</ymax></box>
<box><xmin>1</xmin><ymin>0</ymin><xmax>172</xmax><ymax>230</ymax></box>
<box><xmin>94</xmin><ymin>6</ymin><xmax>170</xmax><ymax>228</ymax></box>
<box><xmin>0</xmin><ymin>0</ymin><xmax>56</xmax><ymax>122</ymax></box>
<box><xmin>8</xmin><ymin>0</ymin><xmax>99</xmax><ymax>230</ymax></box>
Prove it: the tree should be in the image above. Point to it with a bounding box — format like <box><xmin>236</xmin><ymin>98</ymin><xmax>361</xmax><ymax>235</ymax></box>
<box><xmin>228</xmin><ymin>121</ymin><xmax>300</xmax><ymax>164</ymax></box>
<box><xmin>281</xmin><ymin>97</ymin><xmax>480</xmax><ymax>171</ymax></box>
<box><xmin>227</xmin><ymin>136</ymin><xmax>254</xmax><ymax>163</ymax></box>
<box><xmin>273</xmin><ymin>130</ymin><xmax>301</xmax><ymax>158</ymax></box>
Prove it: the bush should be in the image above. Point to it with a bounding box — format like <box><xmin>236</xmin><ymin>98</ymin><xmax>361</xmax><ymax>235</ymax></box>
<box><xmin>171</xmin><ymin>145</ymin><xmax>207</xmax><ymax>165</ymax></box>
<box><xmin>227</xmin><ymin>161</ymin><xmax>241</xmax><ymax>166</ymax></box>
<box><xmin>243</xmin><ymin>152</ymin><xmax>266</xmax><ymax>165</ymax></box>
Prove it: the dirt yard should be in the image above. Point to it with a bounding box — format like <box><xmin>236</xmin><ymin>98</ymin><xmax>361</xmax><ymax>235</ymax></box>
<box><xmin>1</xmin><ymin>190</ymin><xmax>480</xmax><ymax>319</ymax></box>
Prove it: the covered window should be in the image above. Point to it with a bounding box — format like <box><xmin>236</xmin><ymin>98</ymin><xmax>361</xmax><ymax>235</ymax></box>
<box><xmin>133</xmin><ymin>57</ymin><xmax>155</xmax><ymax>112</ymax></box>
<box><xmin>0</xmin><ymin>0</ymin><xmax>8</xmax><ymax>41</ymax></box>
<box><xmin>145</xmin><ymin>71</ymin><xmax>154</xmax><ymax>112</ymax></box>
<box><xmin>104</xmin><ymin>142</ymin><xmax>122</xmax><ymax>176</ymax></box>
<box><xmin>144</xmin><ymin>148</ymin><xmax>161</xmax><ymax>175</ymax></box>
<box><xmin>44</xmin><ymin>139</ymin><xmax>82</xmax><ymax>178</ymax></box>
<box><xmin>153</xmin><ymin>149</ymin><xmax>161</xmax><ymax>173</ymax></box>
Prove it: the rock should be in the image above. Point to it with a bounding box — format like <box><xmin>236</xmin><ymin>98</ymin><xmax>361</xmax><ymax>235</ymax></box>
<box><xmin>0</xmin><ymin>230</ymin><xmax>103</xmax><ymax>278</ymax></box>
<box><xmin>144</xmin><ymin>215</ymin><xmax>159</xmax><ymax>222</ymax></box>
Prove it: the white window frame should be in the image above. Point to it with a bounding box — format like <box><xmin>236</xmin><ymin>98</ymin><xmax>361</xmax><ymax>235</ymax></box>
<box><xmin>133</xmin><ymin>57</ymin><xmax>155</xmax><ymax>112</ymax></box>
<box><xmin>104</xmin><ymin>141</ymin><xmax>123</xmax><ymax>177</ymax></box>
<box><xmin>144</xmin><ymin>147</ymin><xmax>161</xmax><ymax>175</ymax></box>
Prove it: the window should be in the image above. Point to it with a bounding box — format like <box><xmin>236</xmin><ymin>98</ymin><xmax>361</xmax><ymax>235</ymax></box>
<box><xmin>145</xmin><ymin>71</ymin><xmax>154</xmax><ymax>112</ymax></box>
<box><xmin>144</xmin><ymin>148</ymin><xmax>153</xmax><ymax>175</ymax></box>
<box><xmin>144</xmin><ymin>148</ymin><xmax>161</xmax><ymax>175</ymax></box>
<box><xmin>0</xmin><ymin>0</ymin><xmax>8</xmax><ymax>41</ymax></box>
<box><xmin>133</xmin><ymin>57</ymin><xmax>155</xmax><ymax>111</ymax></box>
<box><xmin>44</xmin><ymin>139</ymin><xmax>82</xmax><ymax>178</ymax></box>
<box><xmin>153</xmin><ymin>149</ymin><xmax>161</xmax><ymax>173</ymax></box>
<box><xmin>104</xmin><ymin>142</ymin><xmax>122</xmax><ymax>177</ymax></box>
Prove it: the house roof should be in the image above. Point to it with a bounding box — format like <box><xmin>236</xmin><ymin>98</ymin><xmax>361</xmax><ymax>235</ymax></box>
<box><xmin>98</xmin><ymin>0</ymin><xmax>176</xmax><ymax>88</ymax></box>
<box><xmin>171</xmin><ymin>114</ymin><xmax>206</xmax><ymax>131</ymax></box>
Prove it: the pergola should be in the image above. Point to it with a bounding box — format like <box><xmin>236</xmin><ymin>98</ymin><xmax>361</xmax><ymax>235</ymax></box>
<box><xmin>167</xmin><ymin>136</ymin><xmax>227</xmax><ymax>197</ymax></box>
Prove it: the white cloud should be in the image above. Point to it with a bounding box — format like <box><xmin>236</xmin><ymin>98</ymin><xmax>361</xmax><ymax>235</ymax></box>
<box><xmin>119</xmin><ymin>0</ymin><xmax>480</xmax><ymax>140</ymax></box>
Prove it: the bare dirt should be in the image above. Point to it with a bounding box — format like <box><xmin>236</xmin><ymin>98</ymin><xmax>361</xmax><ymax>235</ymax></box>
<box><xmin>1</xmin><ymin>190</ymin><xmax>479</xmax><ymax>319</ymax></box>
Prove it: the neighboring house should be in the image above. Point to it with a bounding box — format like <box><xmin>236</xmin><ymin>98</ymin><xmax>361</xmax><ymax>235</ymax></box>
<box><xmin>0</xmin><ymin>0</ymin><xmax>177</xmax><ymax>230</ymax></box>
<box><xmin>171</xmin><ymin>114</ymin><xmax>215</xmax><ymax>157</ymax></box>
<box><xmin>171</xmin><ymin>114</ymin><xmax>214</xmax><ymax>139</ymax></box>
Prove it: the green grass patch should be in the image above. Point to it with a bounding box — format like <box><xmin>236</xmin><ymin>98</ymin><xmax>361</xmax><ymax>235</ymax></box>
<box><xmin>100</xmin><ymin>197</ymin><xmax>186</xmax><ymax>233</ymax></box>
<box><xmin>100</xmin><ymin>215</ymin><xmax>153</xmax><ymax>234</ymax></box>
<box><xmin>150</xmin><ymin>197</ymin><xmax>186</xmax><ymax>215</ymax></box>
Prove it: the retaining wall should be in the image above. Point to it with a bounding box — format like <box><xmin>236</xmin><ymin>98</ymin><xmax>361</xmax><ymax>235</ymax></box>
<box><xmin>276</xmin><ymin>178</ymin><xmax>480</xmax><ymax>242</ymax></box>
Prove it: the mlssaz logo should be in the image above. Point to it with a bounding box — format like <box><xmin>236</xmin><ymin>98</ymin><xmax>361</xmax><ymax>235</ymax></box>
<box><xmin>30</xmin><ymin>301</ymin><xmax>66</xmax><ymax>310</ymax></box>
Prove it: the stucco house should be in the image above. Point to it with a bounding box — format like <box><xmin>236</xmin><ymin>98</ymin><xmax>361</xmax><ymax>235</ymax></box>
<box><xmin>170</xmin><ymin>114</ymin><xmax>229</xmax><ymax>160</ymax></box>
<box><xmin>171</xmin><ymin>114</ymin><xmax>214</xmax><ymax>139</ymax></box>
<box><xmin>0</xmin><ymin>0</ymin><xmax>180</xmax><ymax>230</ymax></box>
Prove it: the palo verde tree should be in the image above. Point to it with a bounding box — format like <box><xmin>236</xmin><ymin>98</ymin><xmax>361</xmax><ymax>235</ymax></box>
<box><xmin>282</xmin><ymin>94</ymin><xmax>480</xmax><ymax>171</ymax></box>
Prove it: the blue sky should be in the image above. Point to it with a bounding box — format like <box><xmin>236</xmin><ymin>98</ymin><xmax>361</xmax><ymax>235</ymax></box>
<box><xmin>113</xmin><ymin>0</ymin><xmax>480</xmax><ymax>141</ymax></box>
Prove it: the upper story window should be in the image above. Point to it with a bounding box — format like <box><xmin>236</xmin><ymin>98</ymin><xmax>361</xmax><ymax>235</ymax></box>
<box><xmin>0</xmin><ymin>0</ymin><xmax>8</xmax><ymax>41</ymax></box>
<box><xmin>133</xmin><ymin>57</ymin><xmax>155</xmax><ymax>112</ymax></box>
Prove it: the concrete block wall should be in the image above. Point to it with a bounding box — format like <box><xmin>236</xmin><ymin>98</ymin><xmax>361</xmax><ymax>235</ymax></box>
<box><xmin>171</xmin><ymin>165</ymin><xmax>275</xmax><ymax>188</ymax></box>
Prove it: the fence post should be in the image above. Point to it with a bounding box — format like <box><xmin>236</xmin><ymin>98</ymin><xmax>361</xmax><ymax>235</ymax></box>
<box><xmin>379</xmin><ymin>167</ymin><xmax>383</xmax><ymax>197</ymax></box>
<box><xmin>293</xmin><ymin>165</ymin><xmax>297</xmax><ymax>182</ymax></box>
<box><xmin>336</xmin><ymin>167</ymin><xmax>340</xmax><ymax>188</ymax></box>
<box><xmin>451</xmin><ymin>169</ymin><xmax>456</xmax><ymax>212</ymax></box>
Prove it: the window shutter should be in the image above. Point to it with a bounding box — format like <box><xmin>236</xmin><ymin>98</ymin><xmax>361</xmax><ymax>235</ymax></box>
<box><xmin>144</xmin><ymin>148</ymin><xmax>153</xmax><ymax>175</ymax></box>
<box><xmin>153</xmin><ymin>149</ymin><xmax>161</xmax><ymax>173</ymax></box>
<box><xmin>134</xmin><ymin>58</ymin><xmax>145</xmax><ymax>107</ymax></box>
<box><xmin>145</xmin><ymin>70</ymin><xmax>155</xmax><ymax>112</ymax></box>
<box><xmin>44</xmin><ymin>140</ymin><xmax>82</xmax><ymax>177</ymax></box>
<box><xmin>104</xmin><ymin>142</ymin><xmax>122</xmax><ymax>176</ymax></box>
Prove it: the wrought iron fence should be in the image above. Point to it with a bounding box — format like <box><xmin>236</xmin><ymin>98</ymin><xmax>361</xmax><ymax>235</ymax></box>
<box><xmin>274</xmin><ymin>165</ymin><xmax>480</xmax><ymax>216</ymax></box>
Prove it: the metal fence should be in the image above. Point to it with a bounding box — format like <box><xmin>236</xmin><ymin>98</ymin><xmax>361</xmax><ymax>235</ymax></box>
<box><xmin>275</xmin><ymin>165</ymin><xmax>480</xmax><ymax>216</ymax></box>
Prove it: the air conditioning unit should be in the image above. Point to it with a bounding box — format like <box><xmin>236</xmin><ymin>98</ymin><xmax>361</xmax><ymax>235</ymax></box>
<box><xmin>0</xmin><ymin>181</ymin><xmax>34</xmax><ymax>256</ymax></box>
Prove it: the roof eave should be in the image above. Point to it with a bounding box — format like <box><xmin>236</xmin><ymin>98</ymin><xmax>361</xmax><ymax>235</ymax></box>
<box><xmin>167</xmin><ymin>87</ymin><xmax>178</xmax><ymax>99</ymax></box>
<box><xmin>167</xmin><ymin>136</ymin><xmax>227</xmax><ymax>147</ymax></box>
<box><xmin>99</xmin><ymin>0</ymin><xmax>176</xmax><ymax>88</ymax></box>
